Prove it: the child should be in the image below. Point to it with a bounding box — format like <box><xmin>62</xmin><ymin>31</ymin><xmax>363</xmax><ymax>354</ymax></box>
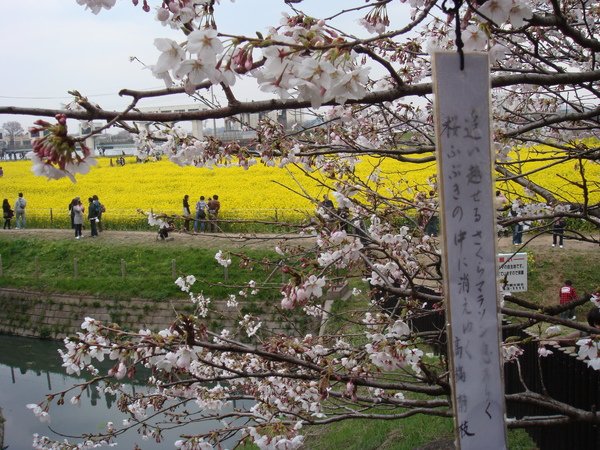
<box><xmin>158</xmin><ymin>220</ymin><xmax>175</xmax><ymax>241</ymax></box>
<box><xmin>559</xmin><ymin>280</ymin><xmax>577</xmax><ymax>320</ymax></box>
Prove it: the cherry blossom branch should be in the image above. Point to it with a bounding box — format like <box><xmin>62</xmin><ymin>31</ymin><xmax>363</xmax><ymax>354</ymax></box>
<box><xmin>527</xmin><ymin>7</ymin><xmax>600</xmax><ymax>52</ymax></box>
<box><xmin>506</xmin><ymin>391</ymin><xmax>600</xmax><ymax>424</ymax></box>
<box><xmin>4</xmin><ymin>70</ymin><xmax>600</xmax><ymax>123</ymax></box>
<box><xmin>501</xmin><ymin>105</ymin><xmax>600</xmax><ymax>138</ymax></box>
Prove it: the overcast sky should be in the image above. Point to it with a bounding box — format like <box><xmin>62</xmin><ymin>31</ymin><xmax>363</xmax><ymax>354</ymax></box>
<box><xmin>0</xmin><ymin>0</ymin><xmax>407</xmax><ymax>130</ymax></box>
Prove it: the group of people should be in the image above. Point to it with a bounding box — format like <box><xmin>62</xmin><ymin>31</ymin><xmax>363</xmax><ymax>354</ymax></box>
<box><xmin>182</xmin><ymin>194</ymin><xmax>221</xmax><ymax>234</ymax></box>
<box><xmin>2</xmin><ymin>193</ymin><xmax>27</xmax><ymax>229</ymax></box>
<box><xmin>68</xmin><ymin>195</ymin><xmax>105</xmax><ymax>239</ymax></box>
<box><xmin>495</xmin><ymin>190</ymin><xmax>569</xmax><ymax>248</ymax></box>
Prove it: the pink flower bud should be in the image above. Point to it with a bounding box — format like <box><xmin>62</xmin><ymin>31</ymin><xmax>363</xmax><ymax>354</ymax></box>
<box><xmin>168</xmin><ymin>1</ymin><xmax>180</xmax><ymax>14</ymax></box>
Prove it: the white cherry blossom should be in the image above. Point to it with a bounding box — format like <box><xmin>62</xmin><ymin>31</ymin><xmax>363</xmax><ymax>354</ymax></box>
<box><xmin>187</xmin><ymin>28</ymin><xmax>224</xmax><ymax>60</ymax></box>
<box><xmin>75</xmin><ymin>0</ymin><xmax>116</xmax><ymax>15</ymax></box>
<box><xmin>153</xmin><ymin>38</ymin><xmax>185</xmax><ymax>74</ymax></box>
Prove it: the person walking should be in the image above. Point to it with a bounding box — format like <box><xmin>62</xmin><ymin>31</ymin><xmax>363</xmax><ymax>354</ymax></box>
<box><xmin>2</xmin><ymin>198</ymin><xmax>14</xmax><ymax>229</ymax></box>
<box><xmin>14</xmin><ymin>193</ymin><xmax>27</xmax><ymax>229</ymax></box>
<box><xmin>207</xmin><ymin>194</ymin><xmax>221</xmax><ymax>232</ymax></box>
<box><xmin>559</xmin><ymin>280</ymin><xmax>578</xmax><ymax>320</ymax></box>
<box><xmin>182</xmin><ymin>194</ymin><xmax>191</xmax><ymax>232</ymax></box>
<box><xmin>72</xmin><ymin>199</ymin><xmax>85</xmax><ymax>239</ymax></box>
<box><xmin>552</xmin><ymin>217</ymin><xmax>566</xmax><ymax>248</ymax></box>
<box><xmin>194</xmin><ymin>195</ymin><xmax>207</xmax><ymax>233</ymax></box>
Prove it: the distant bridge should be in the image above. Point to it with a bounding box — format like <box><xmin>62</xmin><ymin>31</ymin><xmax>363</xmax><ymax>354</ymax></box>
<box><xmin>0</xmin><ymin>148</ymin><xmax>30</xmax><ymax>160</ymax></box>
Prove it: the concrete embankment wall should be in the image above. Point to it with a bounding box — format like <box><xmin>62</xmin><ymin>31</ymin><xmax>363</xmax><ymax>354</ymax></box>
<box><xmin>0</xmin><ymin>288</ymin><xmax>322</xmax><ymax>340</ymax></box>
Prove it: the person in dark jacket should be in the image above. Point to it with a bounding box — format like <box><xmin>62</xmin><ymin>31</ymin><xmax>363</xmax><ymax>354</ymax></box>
<box><xmin>2</xmin><ymin>198</ymin><xmax>14</xmax><ymax>229</ymax></box>
<box><xmin>88</xmin><ymin>196</ymin><xmax>99</xmax><ymax>237</ymax></box>
<box><xmin>182</xmin><ymin>194</ymin><xmax>191</xmax><ymax>232</ymax></box>
<box><xmin>552</xmin><ymin>217</ymin><xmax>566</xmax><ymax>248</ymax></box>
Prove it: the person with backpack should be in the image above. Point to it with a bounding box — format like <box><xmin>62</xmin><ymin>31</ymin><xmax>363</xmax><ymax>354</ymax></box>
<box><xmin>207</xmin><ymin>194</ymin><xmax>221</xmax><ymax>233</ymax></box>
<box><xmin>14</xmin><ymin>193</ymin><xmax>27</xmax><ymax>229</ymax></box>
<box><xmin>95</xmin><ymin>196</ymin><xmax>106</xmax><ymax>232</ymax></box>
<box><xmin>194</xmin><ymin>196</ymin><xmax>207</xmax><ymax>233</ymax></box>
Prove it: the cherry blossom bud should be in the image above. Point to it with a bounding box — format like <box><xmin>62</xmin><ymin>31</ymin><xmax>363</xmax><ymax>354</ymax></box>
<box><xmin>157</xmin><ymin>7</ymin><xmax>170</xmax><ymax>21</ymax></box>
<box><xmin>168</xmin><ymin>1</ymin><xmax>180</xmax><ymax>14</ymax></box>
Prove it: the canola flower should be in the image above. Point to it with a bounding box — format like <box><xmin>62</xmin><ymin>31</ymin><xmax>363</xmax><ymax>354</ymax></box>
<box><xmin>0</xmin><ymin>156</ymin><xmax>433</xmax><ymax>228</ymax></box>
<box><xmin>0</xmin><ymin>151</ymin><xmax>596</xmax><ymax>229</ymax></box>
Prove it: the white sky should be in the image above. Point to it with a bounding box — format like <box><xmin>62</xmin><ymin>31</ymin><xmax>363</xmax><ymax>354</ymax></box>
<box><xmin>0</xmin><ymin>0</ymin><xmax>409</xmax><ymax>130</ymax></box>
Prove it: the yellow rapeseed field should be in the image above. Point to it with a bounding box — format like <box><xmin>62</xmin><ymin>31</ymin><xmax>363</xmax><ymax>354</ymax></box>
<box><xmin>0</xmin><ymin>156</ymin><xmax>435</xmax><ymax>227</ymax></box>
<box><xmin>0</xmin><ymin>150</ymin><xmax>597</xmax><ymax>228</ymax></box>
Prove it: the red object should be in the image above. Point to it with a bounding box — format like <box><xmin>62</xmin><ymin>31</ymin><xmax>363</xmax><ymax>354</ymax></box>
<box><xmin>559</xmin><ymin>285</ymin><xmax>577</xmax><ymax>305</ymax></box>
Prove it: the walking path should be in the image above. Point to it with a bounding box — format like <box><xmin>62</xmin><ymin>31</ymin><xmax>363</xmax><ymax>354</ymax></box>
<box><xmin>0</xmin><ymin>228</ymin><xmax>315</xmax><ymax>250</ymax></box>
<box><xmin>0</xmin><ymin>227</ymin><xmax>597</xmax><ymax>252</ymax></box>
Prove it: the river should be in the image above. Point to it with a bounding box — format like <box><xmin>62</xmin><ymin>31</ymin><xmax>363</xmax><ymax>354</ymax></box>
<box><xmin>0</xmin><ymin>335</ymin><xmax>244</xmax><ymax>449</ymax></box>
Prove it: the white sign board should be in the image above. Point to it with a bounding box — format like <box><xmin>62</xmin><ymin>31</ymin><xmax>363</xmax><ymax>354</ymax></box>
<box><xmin>497</xmin><ymin>253</ymin><xmax>528</xmax><ymax>292</ymax></box>
<box><xmin>433</xmin><ymin>52</ymin><xmax>507</xmax><ymax>450</ymax></box>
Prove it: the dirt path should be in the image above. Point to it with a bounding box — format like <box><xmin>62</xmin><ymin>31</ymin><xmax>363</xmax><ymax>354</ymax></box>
<box><xmin>0</xmin><ymin>227</ymin><xmax>597</xmax><ymax>252</ymax></box>
<box><xmin>0</xmin><ymin>228</ymin><xmax>316</xmax><ymax>251</ymax></box>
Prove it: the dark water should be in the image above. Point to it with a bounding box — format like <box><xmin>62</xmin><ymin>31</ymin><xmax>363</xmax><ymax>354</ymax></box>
<box><xmin>0</xmin><ymin>335</ymin><xmax>244</xmax><ymax>450</ymax></box>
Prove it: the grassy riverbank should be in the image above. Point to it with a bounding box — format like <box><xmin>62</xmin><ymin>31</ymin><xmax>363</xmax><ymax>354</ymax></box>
<box><xmin>0</xmin><ymin>234</ymin><xmax>278</xmax><ymax>301</ymax></box>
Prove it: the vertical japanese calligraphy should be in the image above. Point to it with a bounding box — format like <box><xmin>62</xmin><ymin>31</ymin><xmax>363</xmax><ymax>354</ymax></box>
<box><xmin>433</xmin><ymin>52</ymin><xmax>507</xmax><ymax>450</ymax></box>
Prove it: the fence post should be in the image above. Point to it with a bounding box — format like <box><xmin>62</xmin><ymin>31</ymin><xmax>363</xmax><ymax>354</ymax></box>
<box><xmin>73</xmin><ymin>257</ymin><xmax>78</xmax><ymax>278</ymax></box>
<box><xmin>0</xmin><ymin>254</ymin><xmax>3</xmax><ymax>277</ymax></box>
<box><xmin>121</xmin><ymin>259</ymin><xmax>126</xmax><ymax>279</ymax></box>
<box><xmin>171</xmin><ymin>259</ymin><xmax>177</xmax><ymax>279</ymax></box>
<box><xmin>50</xmin><ymin>208</ymin><xmax>53</xmax><ymax>225</ymax></box>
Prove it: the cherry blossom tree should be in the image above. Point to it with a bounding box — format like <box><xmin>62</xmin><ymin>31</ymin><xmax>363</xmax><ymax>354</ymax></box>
<box><xmin>3</xmin><ymin>0</ymin><xmax>600</xmax><ymax>448</ymax></box>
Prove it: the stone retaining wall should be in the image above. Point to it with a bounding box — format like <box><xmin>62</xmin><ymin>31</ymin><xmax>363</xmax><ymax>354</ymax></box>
<box><xmin>0</xmin><ymin>288</ymin><xmax>324</xmax><ymax>340</ymax></box>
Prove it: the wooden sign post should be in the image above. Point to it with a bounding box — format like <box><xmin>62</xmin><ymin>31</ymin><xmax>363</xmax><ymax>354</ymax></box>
<box><xmin>433</xmin><ymin>52</ymin><xmax>507</xmax><ymax>450</ymax></box>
